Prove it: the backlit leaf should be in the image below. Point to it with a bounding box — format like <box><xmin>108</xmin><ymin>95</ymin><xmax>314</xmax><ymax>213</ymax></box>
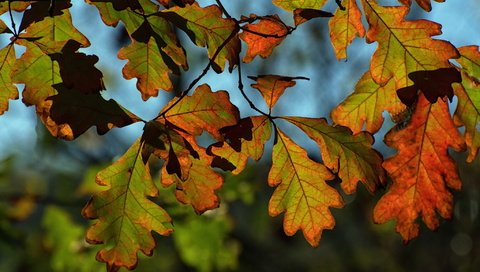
<box><xmin>0</xmin><ymin>44</ymin><xmax>18</xmax><ymax>115</ymax></box>
<box><xmin>331</xmin><ymin>71</ymin><xmax>405</xmax><ymax>134</ymax></box>
<box><xmin>239</xmin><ymin>15</ymin><xmax>289</xmax><ymax>63</ymax></box>
<box><xmin>284</xmin><ymin>117</ymin><xmax>385</xmax><ymax>194</ymax></box>
<box><xmin>160</xmin><ymin>84</ymin><xmax>240</xmax><ymax>140</ymax></box>
<box><xmin>272</xmin><ymin>0</ymin><xmax>328</xmax><ymax>10</ymax></box>
<box><xmin>398</xmin><ymin>0</ymin><xmax>446</xmax><ymax>12</ymax></box>
<box><xmin>208</xmin><ymin>116</ymin><xmax>272</xmax><ymax>174</ymax></box>
<box><xmin>268</xmin><ymin>129</ymin><xmax>343</xmax><ymax>246</ymax></box>
<box><xmin>249</xmin><ymin>75</ymin><xmax>307</xmax><ymax>110</ymax></box>
<box><xmin>457</xmin><ymin>45</ymin><xmax>480</xmax><ymax>79</ymax></box>
<box><xmin>161</xmin><ymin>147</ymin><xmax>223</xmax><ymax>214</ymax></box>
<box><xmin>161</xmin><ymin>2</ymin><xmax>240</xmax><ymax>72</ymax></box>
<box><xmin>329</xmin><ymin>0</ymin><xmax>365</xmax><ymax>59</ymax></box>
<box><xmin>374</xmin><ymin>95</ymin><xmax>465</xmax><ymax>242</ymax></box>
<box><xmin>82</xmin><ymin>138</ymin><xmax>173</xmax><ymax>271</ymax></box>
<box><xmin>362</xmin><ymin>0</ymin><xmax>458</xmax><ymax>89</ymax></box>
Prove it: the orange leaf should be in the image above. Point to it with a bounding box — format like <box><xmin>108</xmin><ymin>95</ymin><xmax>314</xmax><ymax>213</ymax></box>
<box><xmin>240</xmin><ymin>15</ymin><xmax>289</xmax><ymax>63</ymax></box>
<box><xmin>161</xmin><ymin>147</ymin><xmax>223</xmax><ymax>214</ymax></box>
<box><xmin>208</xmin><ymin>116</ymin><xmax>272</xmax><ymax>174</ymax></box>
<box><xmin>329</xmin><ymin>0</ymin><xmax>365</xmax><ymax>59</ymax></box>
<box><xmin>398</xmin><ymin>0</ymin><xmax>446</xmax><ymax>12</ymax></box>
<box><xmin>269</xmin><ymin>129</ymin><xmax>343</xmax><ymax>246</ymax></box>
<box><xmin>362</xmin><ymin>0</ymin><xmax>458</xmax><ymax>89</ymax></box>
<box><xmin>374</xmin><ymin>94</ymin><xmax>465</xmax><ymax>242</ymax></box>
<box><xmin>249</xmin><ymin>75</ymin><xmax>307</xmax><ymax>110</ymax></box>
<box><xmin>160</xmin><ymin>84</ymin><xmax>240</xmax><ymax>140</ymax></box>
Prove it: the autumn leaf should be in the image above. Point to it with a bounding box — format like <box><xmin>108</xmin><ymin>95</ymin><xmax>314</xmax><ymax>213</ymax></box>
<box><xmin>248</xmin><ymin>75</ymin><xmax>308</xmax><ymax>110</ymax></box>
<box><xmin>284</xmin><ymin>117</ymin><xmax>385</xmax><ymax>194</ymax></box>
<box><xmin>18</xmin><ymin>1</ymin><xmax>90</xmax><ymax>53</ymax></box>
<box><xmin>161</xmin><ymin>147</ymin><xmax>224</xmax><ymax>214</ymax></box>
<box><xmin>239</xmin><ymin>15</ymin><xmax>289</xmax><ymax>63</ymax></box>
<box><xmin>161</xmin><ymin>2</ymin><xmax>240</xmax><ymax>72</ymax></box>
<box><xmin>331</xmin><ymin>71</ymin><xmax>405</xmax><ymax>134</ymax></box>
<box><xmin>374</xmin><ymin>94</ymin><xmax>465</xmax><ymax>242</ymax></box>
<box><xmin>11</xmin><ymin>42</ymin><xmax>61</xmax><ymax>106</ymax></box>
<box><xmin>398</xmin><ymin>0</ymin><xmax>446</xmax><ymax>12</ymax></box>
<box><xmin>272</xmin><ymin>0</ymin><xmax>328</xmax><ymax>10</ymax></box>
<box><xmin>457</xmin><ymin>45</ymin><xmax>480</xmax><ymax>79</ymax></box>
<box><xmin>454</xmin><ymin>75</ymin><xmax>480</xmax><ymax>162</ymax></box>
<box><xmin>82</xmin><ymin>138</ymin><xmax>173</xmax><ymax>271</ymax></box>
<box><xmin>268</xmin><ymin>129</ymin><xmax>343</xmax><ymax>246</ymax></box>
<box><xmin>0</xmin><ymin>44</ymin><xmax>18</xmax><ymax>115</ymax></box>
<box><xmin>208</xmin><ymin>116</ymin><xmax>272</xmax><ymax>174</ymax></box>
<box><xmin>0</xmin><ymin>1</ymin><xmax>31</xmax><ymax>14</ymax></box>
<box><xmin>362</xmin><ymin>0</ymin><xmax>458</xmax><ymax>89</ymax></box>
<box><xmin>159</xmin><ymin>84</ymin><xmax>240</xmax><ymax>140</ymax></box>
<box><xmin>293</xmin><ymin>9</ymin><xmax>333</xmax><ymax>26</ymax></box>
<box><xmin>329</xmin><ymin>0</ymin><xmax>365</xmax><ymax>59</ymax></box>
<box><xmin>40</xmin><ymin>84</ymin><xmax>141</xmax><ymax>140</ymax></box>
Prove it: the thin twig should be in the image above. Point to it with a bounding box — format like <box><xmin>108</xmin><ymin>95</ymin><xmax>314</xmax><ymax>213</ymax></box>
<box><xmin>8</xmin><ymin>0</ymin><xmax>18</xmax><ymax>36</ymax></box>
<box><xmin>335</xmin><ymin>0</ymin><xmax>346</xmax><ymax>11</ymax></box>
<box><xmin>215</xmin><ymin>0</ymin><xmax>232</xmax><ymax>18</ymax></box>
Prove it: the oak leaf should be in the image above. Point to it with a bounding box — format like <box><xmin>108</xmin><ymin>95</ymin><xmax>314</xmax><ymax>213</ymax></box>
<box><xmin>269</xmin><ymin>129</ymin><xmax>343</xmax><ymax>246</ymax></box>
<box><xmin>82</xmin><ymin>139</ymin><xmax>173</xmax><ymax>271</ymax></box>
<box><xmin>284</xmin><ymin>117</ymin><xmax>385</xmax><ymax>194</ymax></box>
<box><xmin>0</xmin><ymin>45</ymin><xmax>18</xmax><ymax>115</ymax></box>
<box><xmin>239</xmin><ymin>15</ymin><xmax>289</xmax><ymax>63</ymax></box>
<box><xmin>457</xmin><ymin>45</ymin><xmax>480</xmax><ymax>79</ymax></box>
<box><xmin>362</xmin><ymin>0</ymin><xmax>458</xmax><ymax>89</ymax></box>
<box><xmin>161</xmin><ymin>3</ymin><xmax>240</xmax><ymax>72</ymax></box>
<box><xmin>249</xmin><ymin>75</ymin><xmax>308</xmax><ymax>110</ymax></box>
<box><xmin>374</xmin><ymin>94</ymin><xmax>465</xmax><ymax>242</ymax></box>
<box><xmin>329</xmin><ymin>0</ymin><xmax>365</xmax><ymax>59</ymax></box>
<box><xmin>208</xmin><ymin>116</ymin><xmax>272</xmax><ymax>174</ymax></box>
<box><xmin>159</xmin><ymin>84</ymin><xmax>240</xmax><ymax>140</ymax></box>
<box><xmin>398</xmin><ymin>0</ymin><xmax>446</xmax><ymax>12</ymax></box>
<box><xmin>331</xmin><ymin>71</ymin><xmax>405</xmax><ymax>134</ymax></box>
<box><xmin>272</xmin><ymin>0</ymin><xmax>328</xmax><ymax>10</ymax></box>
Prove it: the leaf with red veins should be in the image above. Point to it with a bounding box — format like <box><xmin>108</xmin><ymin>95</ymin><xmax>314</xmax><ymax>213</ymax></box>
<box><xmin>361</xmin><ymin>0</ymin><xmax>458</xmax><ymax>89</ymax></box>
<box><xmin>329</xmin><ymin>0</ymin><xmax>365</xmax><ymax>59</ymax></box>
<box><xmin>268</xmin><ymin>129</ymin><xmax>343</xmax><ymax>246</ymax></box>
<box><xmin>159</xmin><ymin>84</ymin><xmax>240</xmax><ymax>140</ymax></box>
<box><xmin>240</xmin><ymin>15</ymin><xmax>289</xmax><ymax>63</ymax></box>
<box><xmin>374</xmin><ymin>94</ymin><xmax>465</xmax><ymax>242</ymax></box>
<box><xmin>208</xmin><ymin>116</ymin><xmax>272</xmax><ymax>174</ymax></box>
<box><xmin>285</xmin><ymin>117</ymin><xmax>385</xmax><ymax>194</ymax></box>
<box><xmin>82</xmin><ymin>138</ymin><xmax>173</xmax><ymax>271</ymax></box>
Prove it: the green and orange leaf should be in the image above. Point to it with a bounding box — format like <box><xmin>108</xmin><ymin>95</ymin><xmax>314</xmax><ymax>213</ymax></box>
<box><xmin>82</xmin><ymin>139</ymin><xmax>173</xmax><ymax>271</ymax></box>
<box><xmin>331</xmin><ymin>71</ymin><xmax>405</xmax><ymax>134</ymax></box>
<box><xmin>268</xmin><ymin>129</ymin><xmax>343</xmax><ymax>246</ymax></box>
<box><xmin>0</xmin><ymin>44</ymin><xmax>18</xmax><ymax>115</ymax></box>
<box><xmin>208</xmin><ymin>116</ymin><xmax>272</xmax><ymax>175</ymax></box>
<box><xmin>374</xmin><ymin>95</ymin><xmax>465</xmax><ymax>242</ymax></box>
<box><xmin>239</xmin><ymin>15</ymin><xmax>289</xmax><ymax>63</ymax></box>
<box><xmin>457</xmin><ymin>45</ymin><xmax>480</xmax><ymax>79</ymax></box>
<box><xmin>272</xmin><ymin>0</ymin><xmax>328</xmax><ymax>10</ymax></box>
<box><xmin>161</xmin><ymin>2</ymin><xmax>240</xmax><ymax>72</ymax></box>
<box><xmin>159</xmin><ymin>84</ymin><xmax>240</xmax><ymax>139</ymax></box>
<box><xmin>284</xmin><ymin>117</ymin><xmax>385</xmax><ymax>194</ymax></box>
<box><xmin>329</xmin><ymin>0</ymin><xmax>365</xmax><ymax>59</ymax></box>
<box><xmin>362</xmin><ymin>0</ymin><xmax>458</xmax><ymax>89</ymax></box>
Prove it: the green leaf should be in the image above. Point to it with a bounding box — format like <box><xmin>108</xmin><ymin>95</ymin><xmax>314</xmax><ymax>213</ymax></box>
<box><xmin>82</xmin><ymin>138</ymin><xmax>173</xmax><ymax>271</ymax></box>
<box><xmin>0</xmin><ymin>45</ymin><xmax>18</xmax><ymax>115</ymax></box>
<box><xmin>272</xmin><ymin>0</ymin><xmax>328</xmax><ymax>10</ymax></box>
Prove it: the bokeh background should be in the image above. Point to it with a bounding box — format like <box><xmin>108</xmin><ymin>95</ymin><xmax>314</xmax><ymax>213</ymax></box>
<box><xmin>0</xmin><ymin>0</ymin><xmax>479</xmax><ymax>271</ymax></box>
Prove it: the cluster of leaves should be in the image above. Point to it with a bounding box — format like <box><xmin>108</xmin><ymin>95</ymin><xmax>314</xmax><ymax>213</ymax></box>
<box><xmin>0</xmin><ymin>0</ymin><xmax>478</xmax><ymax>271</ymax></box>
